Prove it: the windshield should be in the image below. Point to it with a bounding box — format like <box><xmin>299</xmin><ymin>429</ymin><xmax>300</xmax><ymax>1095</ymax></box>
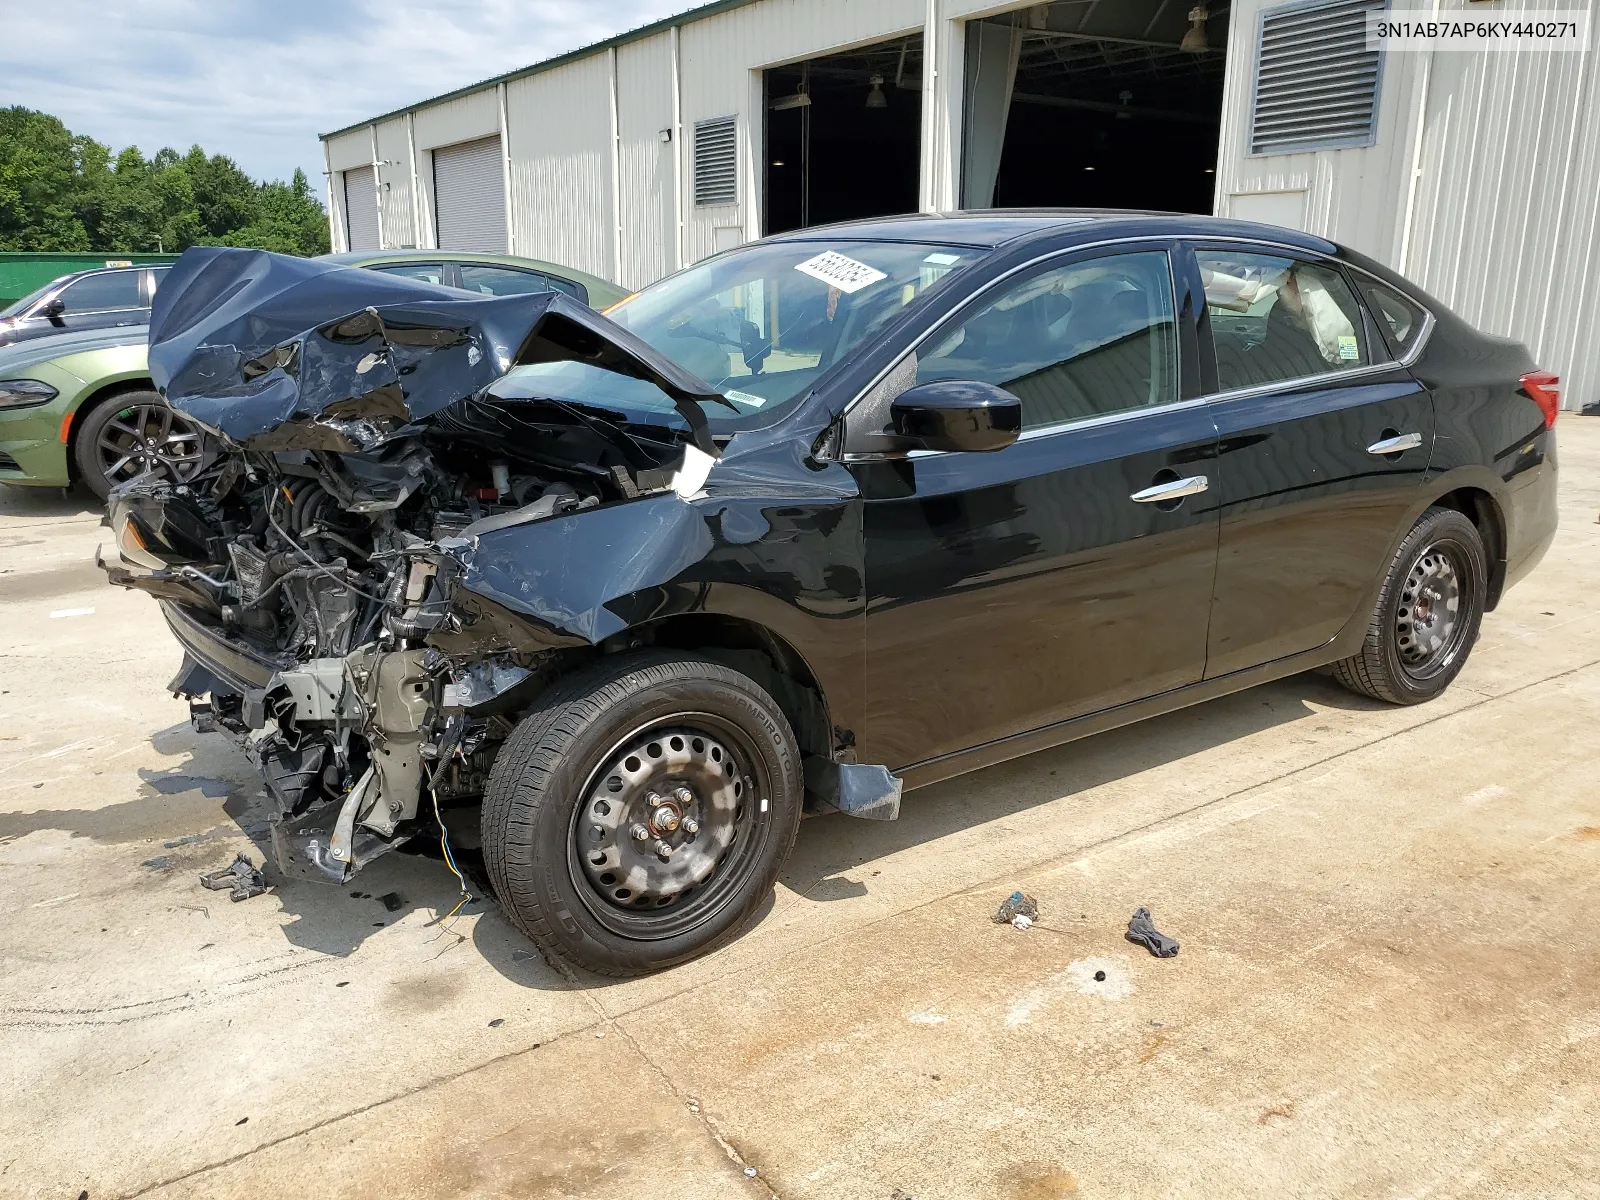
<box><xmin>1</xmin><ymin>278</ymin><xmax>67</xmax><ymax>320</ymax></box>
<box><xmin>497</xmin><ymin>239</ymin><xmax>981</xmax><ymax>433</ymax></box>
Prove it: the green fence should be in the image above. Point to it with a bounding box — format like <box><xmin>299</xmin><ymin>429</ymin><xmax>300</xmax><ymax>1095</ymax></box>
<box><xmin>0</xmin><ymin>252</ymin><xmax>180</xmax><ymax>307</ymax></box>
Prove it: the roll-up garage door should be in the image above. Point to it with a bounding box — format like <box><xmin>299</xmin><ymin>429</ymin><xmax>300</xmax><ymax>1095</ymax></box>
<box><xmin>433</xmin><ymin>136</ymin><xmax>507</xmax><ymax>253</ymax></box>
<box><xmin>343</xmin><ymin>165</ymin><xmax>379</xmax><ymax>251</ymax></box>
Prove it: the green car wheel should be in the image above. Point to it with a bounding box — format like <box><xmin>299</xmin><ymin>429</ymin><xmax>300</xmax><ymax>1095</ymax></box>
<box><xmin>73</xmin><ymin>390</ymin><xmax>206</xmax><ymax>499</ymax></box>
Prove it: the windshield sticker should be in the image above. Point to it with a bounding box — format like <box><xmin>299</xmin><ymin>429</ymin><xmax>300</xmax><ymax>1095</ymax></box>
<box><xmin>923</xmin><ymin>252</ymin><xmax>960</xmax><ymax>265</ymax></box>
<box><xmin>794</xmin><ymin>251</ymin><xmax>887</xmax><ymax>294</ymax></box>
<box><xmin>1337</xmin><ymin>334</ymin><xmax>1361</xmax><ymax>361</ymax></box>
<box><xmin>723</xmin><ymin>388</ymin><xmax>768</xmax><ymax>408</ymax></box>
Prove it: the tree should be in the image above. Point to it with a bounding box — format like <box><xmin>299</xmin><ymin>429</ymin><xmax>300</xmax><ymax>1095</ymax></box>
<box><xmin>0</xmin><ymin>106</ymin><xmax>330</xmax><ymax>255</ymax></box>
<box><xmin>0</xmin><ymin>108</ymin><xmax>93</xmax><ymax>250</ymax></box>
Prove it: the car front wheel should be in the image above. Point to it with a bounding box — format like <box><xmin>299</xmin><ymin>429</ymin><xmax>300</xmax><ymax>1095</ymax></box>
<box><xmin>73</xmin><ymin>390</ymin><xmax>207</xmax><ymax>500</ymax></box>
<box><xmin>1331</xmin><ymin>506</ymin><xmax>1488</xmax><ymax>704</ymax></box>
<box><xmin>481</xmin><ymin>652</ymin><xmax>803</xmax><ymax>976</ymax></box>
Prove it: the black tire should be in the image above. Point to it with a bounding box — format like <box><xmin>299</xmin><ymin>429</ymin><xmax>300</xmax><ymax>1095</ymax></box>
<box><xmin>72</xmin><ymin>389</ymin><xmax>206</xmax><ymax>500</ymax></box>
<box><xmin>1331</xmin><ymin>506</ymin><xmax>1488</xmax><ymax>705</ymax></box>
<box><xmin>481</xmin><ymin>652</ymin><xmax>803</xmax><ymax>976</ymax></box>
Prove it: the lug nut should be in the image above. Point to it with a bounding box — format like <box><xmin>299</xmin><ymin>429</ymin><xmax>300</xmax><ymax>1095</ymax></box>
<box><xmin>682</xmin><ymin>817</ymin><xmax>700</xmax><ymax>835</ymax></box>
<box><xmin>673</xmin><ymin>786</ymin><xmax>694</xmax><ymax>805</ymax></box>
<box><xmin>630</xmin><ymin>823</ymin><xmax>650</xmax><ymax>842</ymax></box>
<box><xmin>654</xmin><ymin>840</ymin><xmax>673</xmax><ymax>858</ymax></box>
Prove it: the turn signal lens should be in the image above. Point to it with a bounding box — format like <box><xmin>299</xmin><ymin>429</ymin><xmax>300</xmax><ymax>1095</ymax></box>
<box><xmin>118</xmin><ymin>514</ymin><xmax>148</xmax><ymax>554</ymax></box>
<box><xmin>1520</xmin><ymin>370</ymin><xmax>1561</xmax><ymax>429</ymax></box>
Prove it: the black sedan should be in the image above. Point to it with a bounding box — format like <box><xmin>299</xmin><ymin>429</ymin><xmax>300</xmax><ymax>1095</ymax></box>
<box><xmin>105</xmin><ymin>215</ymin><xmax>1560</xmax><ymax>975</ymax></box>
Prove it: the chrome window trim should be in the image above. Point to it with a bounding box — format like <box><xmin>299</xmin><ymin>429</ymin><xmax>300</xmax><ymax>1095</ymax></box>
<box><xmin>835</xmin><ymin>232</ymin><xmax>1438</xmax><ymax>462</ymax></box>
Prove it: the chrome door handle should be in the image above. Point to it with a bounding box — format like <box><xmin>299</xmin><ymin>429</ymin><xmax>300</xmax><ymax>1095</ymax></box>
<box><xmin>1367</xmin><ymin>432</ymin><xmax>1423</xmax><ymax>456</ymax></box>
<box><xmin>1130</xmin><ymin>475</ymin><xmax>1209</xmax><ymax>503</ymax></box>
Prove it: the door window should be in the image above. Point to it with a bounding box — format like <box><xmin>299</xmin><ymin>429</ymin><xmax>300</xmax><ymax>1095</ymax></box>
<box><xmin>459</xmin><ymin>264</ymin><xmax>559</xmax><ymax>298</ymax></box>
<box><xmin>57</xmin><ymin>271</ymin><xmax>143</xmax><ymax>313</ymax></box>
<box><xmin>368</xmin><ymin>262</ymin><xmax>447</xmax><ymax>286</ymax></box>
<box><xmin>916</xmin><ymin>250</ymin><xmax>1178</xmax><ymax>430</ymax></box>
<box><xmin>1198</xmin><ymin>250</ymin><xmax>1374</xmax><ymax>392</ymax></box>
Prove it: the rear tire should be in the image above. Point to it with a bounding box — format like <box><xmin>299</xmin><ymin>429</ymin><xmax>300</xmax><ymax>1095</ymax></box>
<box><xmin>1331</xmin><ymin>506</ymin><xmax>1487</xmax><ymax>705</ymax></box>
<box><xmin>481</xmin><ymin>652</ymin><xmax>803</xmax><ymax>976</ymax></box>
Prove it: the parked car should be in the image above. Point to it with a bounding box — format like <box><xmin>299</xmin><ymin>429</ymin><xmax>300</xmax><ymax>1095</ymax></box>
<box><xmin>102</xmin><ymin>216</ymin><xmax>1559</xmax><ymax>976</ymax></box>
<box><xmin>0</xmin><ymin>327</ymin><xmax>208</xmax><ymax>498</ymax></box>
<box><xmin>0</xmin><ymin>250</ymin><xmax>629</xmax><ymax>498</ymax></box>
<box><xmin>0</xmin><ymin>264</ymin><xmax>169</xmax><ymax>349</ymax></box>
<box><xmin>317</xmin><ymin>249</ymin><xmax>631</xmax><ymax>310</ymax></box>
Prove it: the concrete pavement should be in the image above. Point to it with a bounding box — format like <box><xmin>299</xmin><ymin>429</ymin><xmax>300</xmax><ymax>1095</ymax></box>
<box><xmin>2</xmin><ymin>418</ymin><xmax>1597</xmax><ymax>1199</ymax></box>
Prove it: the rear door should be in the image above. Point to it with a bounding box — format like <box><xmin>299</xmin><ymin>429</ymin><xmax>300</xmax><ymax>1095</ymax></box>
<box><xmin>1190</xmin><ymin>243</ymin><xmax>1434</xmax><ymax>677</ymax></box>
<box><xmin>852</xmin><ymin>243</ymin><xmax>1221</xmax><ymax>770</ymax></box>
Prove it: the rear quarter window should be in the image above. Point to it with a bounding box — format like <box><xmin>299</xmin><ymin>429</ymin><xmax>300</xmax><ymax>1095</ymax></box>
<box><xmin>1359</xmin><ymin>279</ymin><xmax>1428</xmax><ymax>357</ymax></box>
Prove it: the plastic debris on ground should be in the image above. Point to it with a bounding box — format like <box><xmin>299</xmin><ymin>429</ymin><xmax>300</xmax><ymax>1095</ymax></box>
<box><xmin>1125</xmin><ymin>905</ymin><xmax>1180</xmax><ymax>958</ymax></box>
<box><xmin>198</xmin><ymin>853</ymin><xmax>267</xmax><ymax>902</ymax></box>
<box><xmin>993</xmin><ymin>891</ymin><xmax>1039</xmax><ymax>925</ymax></box>
<box><xmin>1010</xmin><ymin>914</ymin><xmax>1034</xmax><ymax>930</ymax></box>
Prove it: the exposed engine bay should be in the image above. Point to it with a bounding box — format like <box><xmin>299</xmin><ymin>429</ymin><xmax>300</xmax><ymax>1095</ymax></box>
<box><xmin>103</xmin><ymin>247</ymin><xmax>729</xmax><ymax>885</ymax></box>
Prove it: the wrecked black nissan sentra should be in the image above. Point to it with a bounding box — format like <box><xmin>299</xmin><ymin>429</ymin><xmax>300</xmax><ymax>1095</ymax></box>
<box><xmin>103</xmin><ymin>213</ymin><xmax>1558</xmax><ymax>974</ymax></box>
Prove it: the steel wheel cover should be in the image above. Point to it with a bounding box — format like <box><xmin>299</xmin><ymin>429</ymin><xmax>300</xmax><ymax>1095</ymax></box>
<box><xmin>566</xmin><ymin>714</ymin><xmax>770</xmax><ymax>941</ymax></box>
<box><xmin>1395</xmin><ymin>542</ymin><xmax>1467</xmax><ymax>679</ymax></box>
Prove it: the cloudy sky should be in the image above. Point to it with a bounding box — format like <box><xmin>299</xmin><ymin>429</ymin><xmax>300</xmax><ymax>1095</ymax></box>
<box><xmin>2</xmin><ymin>0</ymin><xmax>696</xmax><ymax>186</ymax></box>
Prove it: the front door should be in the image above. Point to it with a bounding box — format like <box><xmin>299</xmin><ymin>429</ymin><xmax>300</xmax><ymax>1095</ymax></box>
<box><xmin>850</xmin><ymin>246</ymin><xmax>1221</xmax><ymax>770</ymax></box>
<box><xmin>1190</xmin><ymin>245</ymin><xmax>1435</xmax><ymax>677</ymax></box>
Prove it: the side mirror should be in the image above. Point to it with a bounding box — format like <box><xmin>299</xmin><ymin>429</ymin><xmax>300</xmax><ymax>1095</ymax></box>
<box><xmin>43</xmin><ymin>296</ymin><xmax>66</xmax><ymax>319</ymax></box>
<box><xmin>890</xmin><ymin>379</ymin><xmax>1021</xmax><ymax>453</ymax></box>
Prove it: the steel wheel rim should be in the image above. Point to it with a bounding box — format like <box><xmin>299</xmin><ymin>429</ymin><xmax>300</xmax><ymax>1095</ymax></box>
<box><xmin>96</xmin><ymin>401</ymin><xmax>204</xmax><ymax>488</ymax></box>
<box><xmin>1395</xmin><ymin>541</ymin><xmax>1468</xmax><ymax>680</ymax></box>
<box><xmin>566</xmin><ymin>712</ymin><xmax>772</xmax><ymax>941</ymax></box>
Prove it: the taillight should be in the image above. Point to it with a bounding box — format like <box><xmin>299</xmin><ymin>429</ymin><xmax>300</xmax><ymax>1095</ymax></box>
<box><xmin>1520</xmin><ymin>370</ymin><xmax>1561</xmax><ymax>429</ymax></box>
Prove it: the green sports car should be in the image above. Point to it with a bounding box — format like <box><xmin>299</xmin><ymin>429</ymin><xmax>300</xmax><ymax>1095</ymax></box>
<box><xmin>0</xmin><ymin>250</ymin><xmax>632</xmax><ymax>499</ymax></box>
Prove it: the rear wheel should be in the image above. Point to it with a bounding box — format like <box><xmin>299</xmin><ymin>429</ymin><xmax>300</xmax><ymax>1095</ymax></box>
<box><xmin>481</xmin><ymin>653</ymin><xmax>803</xmax><ymax>976</ymax></box>
<box><xmin>1331</xmin><ymin>507</ymin><xmax>1487</xmax><ymax>704</ymax></box>
<box><xmin>73</xmin><ymin>389</ymin><xmax>206</xmax><ymax>500</ymax></box>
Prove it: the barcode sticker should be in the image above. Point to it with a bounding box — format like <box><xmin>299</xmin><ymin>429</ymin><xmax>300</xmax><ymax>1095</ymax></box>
<box><xmin>793</xmin><ymin>251</ymin><xmax>887</xmax><ymax>294</ymax></box>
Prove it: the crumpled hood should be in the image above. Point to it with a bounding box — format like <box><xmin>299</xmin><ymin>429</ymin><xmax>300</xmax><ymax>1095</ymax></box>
<box><xmin>147</xmin><ymin>246</ymin><xmax>725</xmax><ymax>453</ymax></box>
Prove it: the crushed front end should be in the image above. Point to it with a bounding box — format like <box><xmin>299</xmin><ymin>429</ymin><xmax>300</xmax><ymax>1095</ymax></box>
<box><xmin>103</xmin><ymin>247</ymin><xmax>727</xmax><ymax>885</ymax></box>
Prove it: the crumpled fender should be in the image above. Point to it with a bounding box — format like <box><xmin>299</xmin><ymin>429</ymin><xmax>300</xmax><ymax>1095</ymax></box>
<box><xmin>434</xmin><ymin>434</ymin><xmax>867</xmax><ymax>727</ymax></box>
<box><xmin>146</xmin><ymin>246</ymin><xmax>726</xmax><ymax>453</ymax></box>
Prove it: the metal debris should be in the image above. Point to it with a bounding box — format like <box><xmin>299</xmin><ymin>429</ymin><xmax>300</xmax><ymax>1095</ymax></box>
<box><xmin>198</xmin><ymin>853</ymin><xmax>268</xmax><ymax>902</ymax></box>
<box><xmin>993</xmin><ymin>891</ymin><xmax>1038</xmax><ymax>924</ymax></box>
<box><xmin>1125</xmin><ymin>906</ymin><xmax>1180</xmax><ymax>958</ymax></box>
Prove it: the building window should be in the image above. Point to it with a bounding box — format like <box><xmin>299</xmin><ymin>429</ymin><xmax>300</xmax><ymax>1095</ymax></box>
<box><xmin>1251</xmin><ymin>0</ymin><xmax>1385</xmax><ymax>155</ymax></box>
<box><xmin>694</xmin><ymin>116</ymin><xmax>738</xmax><ymax>206</ymax></box>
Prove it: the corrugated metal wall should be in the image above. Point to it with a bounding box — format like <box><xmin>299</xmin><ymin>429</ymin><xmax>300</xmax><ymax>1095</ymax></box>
<box><xmin>1217</xmin><ymin>0</ymin><xmax>1599</xmax><ymax>409</ymax></box>
<box><xmin>506</xmin><ymin>54</ymin><xmax>618</xmax><ymax>280</ymax></box>
<box><xmin>616</xmin><ymin>35</ymin><xmax>678</xmax><ymax>288</ymax></box>
<box><xmin>374</xmin><ymin>118</ymin><xmax>415</xmax><ymax>250</ymax></box>
<box><xmin>1406</xmin><ymin>14</ymin><xmax>1600</xmax><ymax>411</ymax></box>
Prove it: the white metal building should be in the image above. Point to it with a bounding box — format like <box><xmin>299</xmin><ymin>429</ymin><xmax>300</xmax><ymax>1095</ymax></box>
<box><xmin>321</xmin><ymin>0</ymin><xmax>1599</xmax><ymax>410</ymax></box>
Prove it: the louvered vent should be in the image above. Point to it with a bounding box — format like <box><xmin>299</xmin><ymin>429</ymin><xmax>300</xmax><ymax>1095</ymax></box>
<box><xmin>1251</xmin><ymin>0</ymin><xmax>1385</xmax><ymax>154</ymax></box>
<box><xmin>694</xmin><ymin>116</ymin><xmax>738</xmax><ymax>206</ymax></box>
